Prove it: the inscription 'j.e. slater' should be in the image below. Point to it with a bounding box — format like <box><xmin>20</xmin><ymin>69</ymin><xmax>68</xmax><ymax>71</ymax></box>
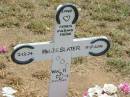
<box><xmin>42</xmin><ymin>46</ymin><xmax>80</xmax><ymax>54</ymax></box>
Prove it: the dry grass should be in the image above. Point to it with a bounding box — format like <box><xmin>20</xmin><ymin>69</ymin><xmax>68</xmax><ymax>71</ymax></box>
<box><xmin>68</xmin><ymin>88</ymin><xmax>80</xmax><ymax>97</ymax></box>
<box><xmin>27</xmin><ymin>19</ymin><xmax>52</xmax><ymax>34</ymax></box>
<box><xmin>0</xmin><ymin>70</ymin><xmax>7</xmax><ymax>79</ymax></box>
<box><xmin>106</xmin><ymin>58</ymin><xmax>130</xmax><ymax>75</ymax></box>
<box><xmin>5</xmin><ymin>76</ymin><xmax>23</xmax><ymax>86</ymax></box>
<box><xmin>15</xmin><ymin>90</ymin><xmax>37</xmax><ymax>97</ymax></box>
<box><xmin>0</xmin><ymin>62</ymin><xmax>6</xmax><ymax>70</ymax></box>
<box><xmin>32</xmin><ymin>70</ymin><xmax>49</xmax><ymax>80</ymax></box>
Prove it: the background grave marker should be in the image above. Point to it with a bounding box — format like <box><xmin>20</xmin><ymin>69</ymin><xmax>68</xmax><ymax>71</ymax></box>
<box><xmin>11</xmin><ymin>4</ymin><xmax>110</xmax><ymax>97</ymax></box>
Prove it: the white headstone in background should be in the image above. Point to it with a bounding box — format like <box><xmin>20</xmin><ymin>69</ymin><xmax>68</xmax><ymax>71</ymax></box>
<box><xmin>11</xmin><ymin>4</ymin><xmax>110</xmax><ymax>97</ymax></box>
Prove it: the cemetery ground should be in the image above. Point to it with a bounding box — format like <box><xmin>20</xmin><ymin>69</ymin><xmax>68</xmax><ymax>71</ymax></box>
<box><xmin>0</xmin><ymin>0</ymin><xmax>130</xmax><ymax>97</ymax></box>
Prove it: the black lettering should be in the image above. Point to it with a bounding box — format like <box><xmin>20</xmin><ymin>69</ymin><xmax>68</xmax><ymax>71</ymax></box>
<box><xmin>60</xmin><ymin>47</ymin><xmax>65</xmax><ymax>52</ymax></box>
<box><xmin>94</xmin><ymin>45</ymin><xmax>99</xmax><ymax>48</ymax></box>
<box><xmin>76</xmin><ymin>46</ymin><xmax>80</xmax><ymax>51</ymax></box>
<box><xmin>60</xmin><ymin>32</ymin><xmax>71</xmax><ymax>36</ymax></box>
<box><xmin>59</xmin><ymin>25</ymin><xmax>63</xmax><ymax>28</ymax></box>
<box><xmin>17</xmin><ymin>52</ymin><xmax>33</xmax><ymax>57</ymax></box>
<box><xmin>56</xmin><ymin>48</ymin><xmax>59</xmax><ymax>52</ymax></box>
<box><xmin>64</xmin><ymin>29</ymin><xmax>67</xmax><ymax>32</ymax></box>
<box><xmin>57</xmin><ymin>30</ymin><xmax>60</xmax><ymax>33</ymax></box>
<box><xmin>21</xmin><ymin>53</ymin><xmax>24</xmax><ymax>56</ymax></box>
<box><xmin>51</xmin><ymin>48</ymin><xmax>55</xmax><ymax>53</ymax></box>
<box><xmin>90</xmin><ymin>45</ymin><xmax>93</xmax><ymax>49</ymax></box>
<box><xmin>69</xmin><ymin>25</ymin><xmax>72</xmax><ymax>27</ymax></box>
<box><xmin>98</xmin><ymin>45</ymin><xmax>103</xmax><ymax>48</ymax></box>
<box><xmin>64</xmin><ymin>25</ymin><xmax>68</xmax><ymax>28</ymax></box>
<box><xmin>27</xmin><ymin>52</ymin><xmax>32</xmax><ymax>55</ymax></box>
<box><xmin>42</xmin><ymin>49</ymin><xmax>49</xmax><ymax>54</ymax></box>
<box><xmin>63</xmin><ymin>68</ymin><xmax>66</xmax><ymax>72</ymax></box>
<box><xmin>17</xmin><ymin>53</ymin><xmax>21</xmax><ymax>56</ymax></box>
<box><xmin>64</xmin><ymin>9</ymin><xmax>72</xmax><ymax>13</ymax></box>
<box><xmin>67</xmin><ymin>47</ymin><xmax>71</xmax><ymax>51</ymax></box>
<box><xmin>71</xmin><ymin>47</ymin><xmax>75</xmax><ymax>51</ymax></box>
<box><xmin>27</xmin><ymin>52</ymin><xmax>32</xmax><ymax>56</ymax></box>
<box><xmin>59</xmin><ymin>25</ymin><xmax>71</xmax><ymax>28</ymax></box>
<box><xmin>61</xmin><ymin>30</ymin><xmax>64</xmax><ymax>32</ymax></box>
<box><xmin>51</xmin><ymin>70</ymin><xmax>59</xmax><ymax>73</ymax></box>
<box><xmin>24</xmin><ymin>52</ymin><xmax>26</xmax><ymax>56</ymax></box>
<box><xmin>86</xmin><ymin>46</ymin><xmax>89</xmax><ymax>49</ymax></box>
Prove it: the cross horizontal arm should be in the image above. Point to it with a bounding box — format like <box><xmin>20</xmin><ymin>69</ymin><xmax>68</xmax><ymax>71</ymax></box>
<box><xmin>11</xmin><ymin>41</ymin><xmax>52</xmax><ymax>64</ymax></box>
<box><xmin>72</xmin><ymin>36</ymin><xmax>110</xmax><ymax>57</ymax></box>
<box><xmin>11</xmin><ymin>36</ymin><xmax>110</xmax><ymax>64</ymax></box>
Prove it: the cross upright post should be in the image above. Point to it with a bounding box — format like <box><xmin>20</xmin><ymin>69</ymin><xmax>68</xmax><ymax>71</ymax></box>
<box><xmin>11</xmin><ymin>4</ymin><xmax>110</xmax><ymax>97</ymax></box>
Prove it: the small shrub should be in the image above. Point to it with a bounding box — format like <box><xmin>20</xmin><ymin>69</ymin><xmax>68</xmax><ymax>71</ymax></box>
<box><xmin>68</xmin><ymin>88</ymin><xmax>80</xmax><ymax>97</ymax></box>
<box><xmin>0</xmin><ymin>17</ymin><xmax>20</xmax><ymax>28</ymax></box>
<box><xmin>106</xmin><ymin>43</ymin><xmax>123</xmax><ymax>57</ymax></box>
<box><xmin>72</xmin><ymin>57</ymin><xmax>84</xmax><ymax>65</ymax></box>
<box><xmin>106</xmin><ymin>58</ymin><xmax>130</xmax><ymax>75</ymax></box>
<box><xmin>117</xmin><ymin>17</ymin><xmax>130</xmax><ymax>33</ymax></box>
<box><xmin>32</xmin><ymin>70</ymin><xmax>49</xmax><ymax>80</ymax></box>
<box><xmin>16</xmin><ymin>10</ymin><xmax>34</xmax><ymax>22</ymax></box>
<box><xmin>87</xmin><ymin>0</ymin><xmax>130</xmax><ymax>21</ymax></box>
<box><xmin>18</xmin><ymin>1</ymin><xmax>35</xmax><ymax>9</ymax></box>
<box><xmin>6</xmin><ymin>76</ymin><xmax>23</xmax><ymax>86</ymax></box>
<box><xmin>16</xmin><ymin>91</ymin><xmax>37</xmax><ymax>97</ymax></box>
<box><xmin>0</xmin><ymin>70</ymin><xmax>7</xmax><ymax>79</ymax></box>
<box><xmin>0</xmin><ymin>4</ymin><xmax>20</xmax><ymax>19</ymax></box>
<box><xmin>0</xmin><ymin>63</ymin><xmax>6</xmax><ymax>70</ymax></box>
<box><xmin>126</xmin><ymin>49</ymin><xmax>130</xmax><ymax>57</ymax></box>
<box><xmin>38</xmin><ymin>0</ymin><xmax>50</xmax><ymax>7</ymax></box>
<box><xmin>75</xmin><ymin>32</ymin><xmax>87</xmax><ymax>38</ymax></box>
<box><xmin>27</xmin><ymin>19</ymin><xmax>51</xmax><ymax>34</ymax></box>
<box><xmin>0</xmin><ymin>0</ymin><xmax>16</xmax><ymax>4</ymax></box>
<box><xmin>109</xmin><ymin>29</ymin><xmax>130</xmax><ymax>45</ymax></box>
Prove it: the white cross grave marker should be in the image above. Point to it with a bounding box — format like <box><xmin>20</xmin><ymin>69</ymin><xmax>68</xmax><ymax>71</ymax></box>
<box><xmin>11</xmin><ymin>4</ymin><xmax>110</xmax><ymax>97</ymax></box>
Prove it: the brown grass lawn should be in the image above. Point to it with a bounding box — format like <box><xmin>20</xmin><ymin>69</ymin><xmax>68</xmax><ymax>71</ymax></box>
<box><xmin>0</xmin><ymin>0</ymin><xmax>130</xmax><ymax>97</ymax></box>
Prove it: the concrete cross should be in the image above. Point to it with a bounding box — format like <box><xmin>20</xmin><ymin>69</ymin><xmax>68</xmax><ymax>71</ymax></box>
<box><xmin>11</xmin><ymin>4</ymin><xmax>110</xmax><ymax>97</ymax></box>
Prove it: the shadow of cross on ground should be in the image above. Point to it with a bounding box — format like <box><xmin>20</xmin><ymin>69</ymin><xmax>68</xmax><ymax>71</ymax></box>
<box><xmin>11</xmin><ymin>3</ymin><xmax>110</xmax><ymax>97</ymax></box>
